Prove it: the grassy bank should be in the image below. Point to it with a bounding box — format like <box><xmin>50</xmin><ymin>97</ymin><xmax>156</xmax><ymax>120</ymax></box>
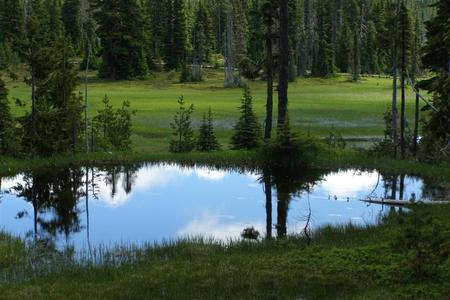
<box><xmin>0</xmin><ymin>204</ymin><xmax>449</xmax><ymax>299</ymax></box>
<box><xmin>5</xmin><ymin>69</ymin><xmax>418</xmax><ymax>153</ymax></box>
<box><xmin>1</xmin><ymin>148</ymin><xmax>449</xmax><ymax>182</ymax></box>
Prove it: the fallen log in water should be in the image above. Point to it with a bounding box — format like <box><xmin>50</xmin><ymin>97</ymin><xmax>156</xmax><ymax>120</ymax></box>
<box><xmin>360</xmin><ymin>199</ymin><xmax>450</xmax><ymax>206</ymax></box>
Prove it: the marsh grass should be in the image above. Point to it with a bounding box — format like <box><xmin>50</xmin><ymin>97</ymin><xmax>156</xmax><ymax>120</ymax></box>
<box><xmin>5</xmin><ymin>69</ymin><xmax>418</xmax><ymax>153</ymax></box>
<box><xmin>1</xmin><ymin>205</ymin><xmax>449</xmax><ymax>299</ymax></box>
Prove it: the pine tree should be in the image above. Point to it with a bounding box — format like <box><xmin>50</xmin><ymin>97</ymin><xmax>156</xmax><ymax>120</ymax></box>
<box><xmin>0</xmin><ymin>77</ymin><xmax>17</xmax><ymax>155</ymax></box>
<box><xmin>336</xmin><ymin>20</ymin><xmax>351</xmax><ymax>73</ymax></box>
<box><xmin>197</xmin><ymin>108</ymin><xmax>220</xmax><ymax>151</ymax></box>
<box><xmin>248</xmin><ymin>0</ymin><xmax>264</xmax><ymax>64</ymax></box>
<box><xmin>145</xmin><ymin>0</ymin><xmax>166</xmax><ymax>65</ymax></box>
<box><xmin>419</xmin><ymin>0</ymin><xmax>450</xmax><ymax>159</ymax></box>
<box><xmin>45</xmin><ymin>0</ymin><xmax>63</xmax><ymax>41</ymax></box>
<box><xmin>20</xmin><ymin>0</ymin><xmax>54</xmax><ymax>156</ymax></box>
<box><xmin>312</xmin><ymin>0</ymin><xmax>333</xmax><ymax>77</ymax></box>
<box><xmin>93</xmin><ymin>0</ymin><xmax>148</xmax><ymax>79</ymax></box>
<box><xmin>169</xmin><ymin>96</ymin><xmax>195</xmax><ymax>152</ymax></box>
<box><xmin>61</xmin><ymin>0</ymin><xmax>81</xmax><ymax>48</ymax></box>
<box><xmin>191</xmin><ymin>3</ymin><xmax>212</xmax><ymax>81</ymax></box>
<box><xmin>349</xmin><ymin>0</ymin><xmax>361</xmax><ymax>82</ymax></box>
<box><xmin>164</xmin><ymin>0</ymin><xmax>186</xmax><ymax>70</ymax></box>
<box><xmin>164</xmin><ymin>0</ymin><xmax>174</xmax><ymax>70</ymax></box>
<box><xmin>47</xmin><ymin>38</ymin><xmax>84</xmax><ymax>153</ymax></box>
<box><xmin>0</xmin><ymin>0</ymin><xmax>25</xmax><ymax>54</ymax></box>
<box><xmin>230</xmin><ymin>87</ymin><xmax>262</xmax><ymax>149</ymax></box>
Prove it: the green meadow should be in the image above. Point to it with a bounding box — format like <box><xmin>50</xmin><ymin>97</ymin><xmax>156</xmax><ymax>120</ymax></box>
<box><xmin>5</xmin><ymin>69</ymin><xmax>418</xmax><ymax>152</ymax></box>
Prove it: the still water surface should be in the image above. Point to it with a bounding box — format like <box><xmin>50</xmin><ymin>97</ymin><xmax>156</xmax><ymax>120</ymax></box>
<box><xmin>0</xmin><ymin>164</ymin><xmax>447</xmax><ymax>250</ymax></box>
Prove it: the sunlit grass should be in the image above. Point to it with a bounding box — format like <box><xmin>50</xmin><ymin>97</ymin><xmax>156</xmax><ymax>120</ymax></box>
<box><xmin>4</xmin><ymin>69</ymin><xmax>419</xmax><ymax>153</ymax></box>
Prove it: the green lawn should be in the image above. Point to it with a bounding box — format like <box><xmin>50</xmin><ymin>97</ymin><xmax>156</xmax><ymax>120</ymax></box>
<box><xmin>5</xmin><ymin>69</ymin><xmax>419</xmax><ymax>152</ymax></box>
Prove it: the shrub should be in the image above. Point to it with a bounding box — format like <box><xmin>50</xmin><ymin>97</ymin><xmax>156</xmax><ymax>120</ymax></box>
<box><xmin>391</xmin><ymin>204</ymin><xmax>449</xmax><ymax>280</ymax></box>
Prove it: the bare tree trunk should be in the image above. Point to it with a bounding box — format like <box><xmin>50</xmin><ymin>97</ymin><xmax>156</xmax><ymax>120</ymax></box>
<box><xmin>264</xmin><ymin>169</ymin><xmax>272</xmax><ymax>239</ymax></box>
<box><xmin>81</xmin><ymin>0</ymin><xmax>91</xmax><ymax>153</ymax></box>
<box><xmin>412</xmin><ymin>22</ymin><xmax>419</xmax><ymax>156</ymax></box>
<box><xmin>224</xmin><ymin>3</ymin><xmax>235</xmax><ymax>88</ymax></box>
<box><xmin>84</xmin><ymin>38</ymin><xmax>90</xmax><ymax>153</ymax></box>
<box><xmin>391</xmin><ymin>0</ymin><xmax>400</xmax><ymax>158</ymax></box>
<box><xmin>278</xmin><ymin>0</ymin><xmax>289</xmax><ymax>126</ymax></box>
<box><xmin>400</xmin><ymin>1</ymin><xmax>406</xmax><ymax>159</ymax></box>
<box><xmin>264</xmin><ymin>3</ymin><xmax>274</xmax><ymax>140</ymax></box>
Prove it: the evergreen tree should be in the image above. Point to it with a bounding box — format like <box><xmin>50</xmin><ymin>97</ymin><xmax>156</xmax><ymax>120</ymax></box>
<box><xmin>169</xmin><ymin>96</ymin><xmax>195</xmax><ymax>152</ymax></box>
<box><xmin>164</xmin><ymin>0</ymin><xmax>187</xmax><ymax>70</ymax></box>
<box><xmin>191</xmin><ymin>2</ymin><xmax>212</xmax><ymax>81</ymax></box>
<box><xmin>230</xmin><ymin>87</ymin><xmax>262</xmax><ymax>149</ymax></box>
<box><xmin>92</xmin><ymin>95</ymin><xmax>134</xmax><ymax>151</ymax></box>
<box><xmin>22</xmin><ymin>37</ymin><xmax>83</xmax><ymax>156</ymax></box>
<box><xmin>0</xmin><ymin>77</ymin><xmax>18</xmax><ymax>155</ymax></box>
<box><xmin>47</xmin><ymin>39</ymin><xmax>84</xmax><ymax>153</ymax></box>
<box><xmin>61</xmin><ymin>0</ymin><xmax>81</xmax><ymax>48</ymax></box>
<box><xmin>336</xmin><ymin>20</ymin><xmax>351</xmax><ymax>73</ymax></box>
<box><xmin>145</xmin><ymin>0</ymin><xmax>166</xmax><ymax>65</ymax></box>
<box><xmin>419</xmin><ymin>0</ymin><xmax>450</xmax><ymax>159</ymax></box>
<box><xmin>192</xmin><ymin>3</ymin><xmax>212</xmax><ymax>65</ymax></box>
<box><xmin>0</xmin><ymin>0</ymin><xmax>25</xmax><ymax>55</ymax></box>
<box><xmin>164</xmin><ymin>0</ymin><xmax>174</xmax><ymax>70</ymax></box>
<box><xmin>312</xmin><ymin>0</ymin><xmax>333</xmax><ymax>77</ymax></box>
<box><xmin>20</xmin><ymin>0</ymin><xmax>54</xmax><ymax>156</ymax></box>
<box><xmin>93</xmin><ymin>0</ymin><xmax>148</xmax><ymax>79</ymax></box>
<box><xmin>349</xmin><ymin>0</ymin><xmax>361</xmax><ymax>82</ymax></box>
<box><xmin>248</xmin><ymin>0</ymin><xmax>264</xmax><ymax>64</ymax></box>
<box><xmin>197</xmin><ymin>108</ymin><xmax>220</xmax><ymax>151</ymax></box>
<box><xmin>45</xmin><ymin>0</ymin><xmax>63</xmax><ymax>41</ymax></box>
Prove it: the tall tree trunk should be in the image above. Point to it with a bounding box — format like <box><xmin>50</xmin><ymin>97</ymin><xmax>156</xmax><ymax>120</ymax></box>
<box><xmin>264</xmin><ymin>169</ymin><xmax>272</xmax><ymax>239</ymax></box>
<box><xmin>81</xmin><ymin>0</ymin><xmax>90</xmax><ymax>153</ymax></box>
<box><xmin>264</xmin><ymin>3</ymin><xmax>274</xmax><ymax>140</ymax></box>
<box><xmin>412</xmin><ymin>23</ymin><xmax>419</xmax><ymax>156</ymax></box>
<box><xmin>224</xmin><ymin>3</ymin><xmax>235</xmax><ymax>88</ymax></box>
<box><xmin>391</xmin><ymin>0</ymin><xmax>400</xmax><ymax>158</ymax></box>
<box><xmin>278</xmin><ymin>0</ymin><xmax>289</xmax><ymax>126</ymax></box>
<box><xmin>400</xmin><ymin>1</ymin><xmax>406</xmax><ymax>159</ymax></box>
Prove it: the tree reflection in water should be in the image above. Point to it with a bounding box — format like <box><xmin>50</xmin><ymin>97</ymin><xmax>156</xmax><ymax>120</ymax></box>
<box><xmin>0</xmin><ymin>164</ymin><xmax>447</xmax><ymax>247</ymax></box>
<box><xmin>260</xmin><ymin>166</ymin><xmax>322</xmax><ymax>239</ymax></box>
<box><xmin>10</xmin><ymin>164</ymin><xmax>141</xmax><ymax>247</ymax></box>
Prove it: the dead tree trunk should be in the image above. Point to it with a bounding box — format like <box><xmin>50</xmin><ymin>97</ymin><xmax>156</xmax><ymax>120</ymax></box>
<box><xmin>81</xmin><ymin>0</ymin><xmax>91</xmax><ymax>153</ymax></box>
<box><xmin>391</xmin><ymin>0</ymin><xmax>400</xmax><ymax>158</ymax></box>
<box><xmin>400</xmin><ymin>1</ymin><xmax>406</xmax><ymax>159</ymax></box>
<box><xmin>224</xmin><ymin>3</ymin><xmax>235</xmax><ymax>88</ymax></box>
<box><xmin>264</xmin><ymin>1</ymin><xmax>275</xmax><ymax>140</ymax></box>
<box><xmin>278</xmin><ymin>0</ymin><xmax>289</xmax><ymax>126</ymax></box>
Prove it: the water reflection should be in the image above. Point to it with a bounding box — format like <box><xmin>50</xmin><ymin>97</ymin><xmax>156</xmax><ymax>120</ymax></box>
<box><xmin>0</xmin><ymin>164</ymin><xmax>447</xmax><ymax>250</ymax></box>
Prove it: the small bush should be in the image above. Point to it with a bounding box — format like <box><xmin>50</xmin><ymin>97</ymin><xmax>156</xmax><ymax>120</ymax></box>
<box><xmin>391</xmin><ymin>204</ymin><xmax>449</xmax><ymax>280</ymax></box>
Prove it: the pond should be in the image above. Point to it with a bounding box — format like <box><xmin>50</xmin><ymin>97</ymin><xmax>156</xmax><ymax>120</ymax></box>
<box><xmin>0</xmin><ymin>163</ymin><xmax>448</xmax><ymax>250</ymax></box>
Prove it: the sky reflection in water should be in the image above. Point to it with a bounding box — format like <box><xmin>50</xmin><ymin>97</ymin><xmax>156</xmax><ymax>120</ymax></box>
<box><xmin>0</xmin><ymin>164</ymin><xmax>446</xmax><ymax>250</ymax></box>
